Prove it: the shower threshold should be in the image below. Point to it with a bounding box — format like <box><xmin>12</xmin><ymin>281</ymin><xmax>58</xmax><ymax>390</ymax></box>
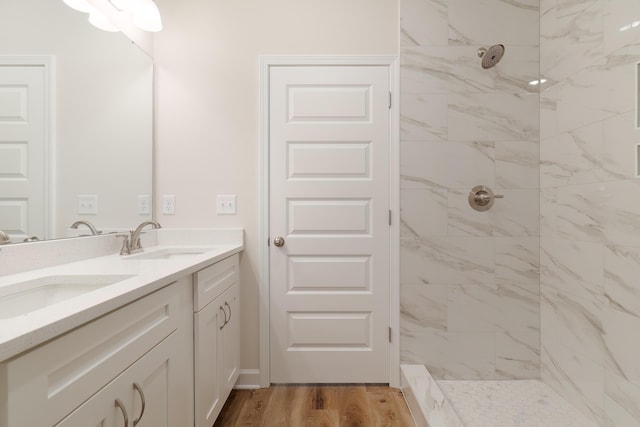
<box><xmin>401</xmin><ymin>364</ymin><xmax>600</xmax><ymax>427</ymax></box>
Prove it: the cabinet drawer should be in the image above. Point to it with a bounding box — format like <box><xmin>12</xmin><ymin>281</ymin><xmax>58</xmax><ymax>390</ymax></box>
<box><xmin>1</xmin><ymin>282</ymin><xmax>182</xmax><ymax>427</ymax></box>
<box><xmin>194</xmin><ymin>254</ymin><xmax>238</xmax><ymax>311</ymax></box>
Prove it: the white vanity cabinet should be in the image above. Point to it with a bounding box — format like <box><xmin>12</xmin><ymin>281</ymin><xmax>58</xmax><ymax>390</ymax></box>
<box><xmin>194</xmin><ymin>254</ymin><xmax>240</xmax><ymax>427</ymax></box>
<box><xmin>0</xmin><ymin>279</ymin><xmax>193</xmax><ymax>427</ymax></box>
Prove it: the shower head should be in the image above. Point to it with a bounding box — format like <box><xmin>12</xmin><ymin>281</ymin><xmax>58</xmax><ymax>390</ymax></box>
<box><xmin>478</xmin><ymin>44</ymin><xmax>505</xmax><ymax>69</ymax></box>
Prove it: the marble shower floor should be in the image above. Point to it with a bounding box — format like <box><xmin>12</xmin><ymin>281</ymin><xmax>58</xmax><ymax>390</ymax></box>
<box><xmin>400</xmin><ymin>365</ymin><xmax>600</xmax><ymax>427</ymax></box>
<box><xmin>438</xmin><ymin>380</ymin><xmax>599</xmax><ymax>427</ymax></box>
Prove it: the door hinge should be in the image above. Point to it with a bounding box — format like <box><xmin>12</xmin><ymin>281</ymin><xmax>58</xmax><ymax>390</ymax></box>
<box><xmin>389</xmin><ymin>210</ymin><xmax>392</xmax><ymax>226</ymax></box>
<box><xmin>267</xmin><ymin>237</ymin><xmax>270</xmax><ymax>247</ymax></box>
<box><xmin>389</xmin><ymin>327</ymin><xmax>392</xmax><ymax>343</ymax></box>
<box><xmin>388</xmin><ymin>91</ymin><xmax>392</xmax><ymax>109</ymax></box>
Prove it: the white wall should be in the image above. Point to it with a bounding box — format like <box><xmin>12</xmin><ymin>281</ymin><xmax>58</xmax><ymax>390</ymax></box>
<box><xmin>153</xmin><ymin>0</ymin><xmax>399</xmax><ymax>372</ymax></box>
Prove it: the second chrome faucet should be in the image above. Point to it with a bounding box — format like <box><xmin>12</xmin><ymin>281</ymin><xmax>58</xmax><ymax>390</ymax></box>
<box><xmin>119</xmin><ymin>220</ymin><xmax>162</xmax><ymax>255</ymax></box>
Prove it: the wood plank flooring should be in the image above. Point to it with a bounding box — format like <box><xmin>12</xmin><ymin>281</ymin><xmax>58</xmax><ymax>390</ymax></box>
<box><xmin>213</xmin><ymin>384</ymin><xmax>416</xmax><ymax>427</ymax></box>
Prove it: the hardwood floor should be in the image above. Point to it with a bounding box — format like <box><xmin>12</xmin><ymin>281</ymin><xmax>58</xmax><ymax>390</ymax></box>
<box><xmin>213</xmin><ymin>384</ymin><xmax>416</xmax><ymax>427</ymax></box>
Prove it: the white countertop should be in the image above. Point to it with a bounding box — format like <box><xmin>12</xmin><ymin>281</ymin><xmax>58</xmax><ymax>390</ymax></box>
<box><xmin>0</xmin><ymin>229</ymin><xmax>243</xmax><ymax>363</ymax></box>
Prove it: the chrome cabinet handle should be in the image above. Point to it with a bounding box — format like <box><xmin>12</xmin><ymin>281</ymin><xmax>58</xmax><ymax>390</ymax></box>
<box><xmin>273</xmin><ymin>236</ymin><xmax>285</xmax><ymax>247</ymax></box>
<box><xmin>224</xmin><ymin>301</ymin><xmax>231</xmax><ymax>327</ymax></box>
<box><xmin>219</xmin><ymin>305</ymin><xmax>227</xmax><ymax>330</ymax></box>
<box><xmin>115</xmin><ymin>398</ymin><xmax>129</xmax><ymax>427</ymax></box>
<box><xmin>133</xmin><ymin>383</ymin><xmax>146</xmax><ymax>426</ymax></box>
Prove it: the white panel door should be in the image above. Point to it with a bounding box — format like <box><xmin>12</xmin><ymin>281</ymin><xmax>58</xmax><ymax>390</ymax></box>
<box><xmin>0</xmin><ymin>65</ymin><xmax>46</xmax><ymax>242</ymax></box>
<box><xmin>269</xmin><ymin>65</ymin><xmax>390</xmax><ymax>383</ymax></box>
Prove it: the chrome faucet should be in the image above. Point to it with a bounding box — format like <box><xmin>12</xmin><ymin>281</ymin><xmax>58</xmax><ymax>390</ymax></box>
<box><xmin>0</xmin><ymin>230</ymin><xmax>10</xmax><ymax>245</ymax></box>
<box><xmin>70</xmin><ymin>220</ymin><xmax>101</xmax><ymax>236</ymax></box>
<box><xmin>128</xmin><ymin>220</ymin><xmax>161</xmax><ymax>254</ymax></box>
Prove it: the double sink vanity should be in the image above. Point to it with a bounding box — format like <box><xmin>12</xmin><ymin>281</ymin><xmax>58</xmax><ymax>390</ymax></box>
<box><xmin>0</xmin><ymin>228</ymin><xmax>243</xmax><ymax>426</ymax></box>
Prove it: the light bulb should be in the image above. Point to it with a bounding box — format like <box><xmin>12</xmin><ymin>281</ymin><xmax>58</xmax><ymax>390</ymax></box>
<box><xmin>63</xmin><ymin>0</ymin><xmax>93</xmax><ymax>13</ymax></box>
<box><xmin>89</xmin><ymin>11</ymin><xmax>120</xmax><ymax>32</ymax></box>
<box><xmin>133</xmin><ymin>0</ymin><xmax>162</xmax><ymax>32</ymax></box>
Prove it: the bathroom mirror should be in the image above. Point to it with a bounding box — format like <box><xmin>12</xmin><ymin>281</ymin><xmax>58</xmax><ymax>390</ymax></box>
<box><xmin>0</xmin><ymin>0</ymin><xmax>153</xmax><ymax>242</ymax></box>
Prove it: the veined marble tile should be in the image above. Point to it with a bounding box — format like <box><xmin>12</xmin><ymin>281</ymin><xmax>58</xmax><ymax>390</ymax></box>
<box><xmin>400</xmin><ymin>140</ymin><xmax>495</xmax><ymax>190</ymax></box>
<box><xmin>540</xmin><ymin>190</ymin><xmax>558</xmax><ymax>237</ymax></box>
<box><xmin>448</xmin><ymin>0</ymin><xmax>539</xmax><ymax>46</ymax></box>
<box><xmin>448</xmin><ymin>93</ymin><xmax>539</xmax><ymax>142</ymax></box>
<box><xmin>401</xmin><ymin>284</ymin><xmax>448</xmax><ymax>331</ymax></box>
<box><xmin>495</xmin><ymin>237</ymin><xmax>540</xmax><ymax>290</ymax></box>
<box><xmin>447</xmin><ymin>188</ymin><xmax>494</xmax><ymax>237</ymax></box>
<box><xmin>494</xmin><ymin>45</ymin><xmax>541</xmax><ymax>94</ymax></box>
<box><xmin>556</xmin><ymin>182</ymin><xmax>606</xmax><ymax>243</ymax></box>
<box><xmin>449</xmin><ymin>189</ymin><xmax>539</xmax><ymax>237</ymax></box>
<box><xmin>604</xmin><ymin>0</ymin><xmax>640</xmax><ymax>55</ymax></box>
<box><xmin>603</xmin><ymin>306</ymin><xmax>640</xmax><ymax>382</ymax></box>
<box><xmin>400</xmin><ymin>0</ymin><xmax>448</xmax><ymax>47</ymax></box>
<box><xmin>604</xmin><ymin>369</ymin><xmax>640</xmax><ymax>426</ymax></box>
<box><xmin>495</xmin><ymin>140</ymin><xmax>540</xmax><ymax>189</ymax></box>
<box><xmin>555</xmin><ymin>45</ymin><xmax>640</xmax><ymax>133</ymax></box>
<box><xmin>540</xmin><ymin>0</ymin><xmax>604</xmax><ymax>82</ymax></box>
<box><xmin>447</xmin><ymin>284</ymin><xmax>539</xmax><ymax>333</ymax></box>
<box><xmin>401</xmin><ymin>188</ymin><xmax>448</xmax><ymax>237</ymax></box>
<box><xmin>400</xmin><ymin>141</ymin><xmax>449</xmax><ymax>190</ymax></box>
<box><xmin>539</xmin><ymin>238</ymin><xmax>604</xmax><ymax>297</ymax></box>
<box><xmin>604</xmin><ymin>244</ymin><xmax>640</xmax><ymax>319</ymax></box>
<box><xmin>495</xmin><ymin>331</ymin><xmax>541</xmax><ymax>379</ymax></box>
<box><xmin>400</xmin><ymin>236</ymin><xmax>495</xmax><ymax>286</ymax></box>
<box><xmin>601</xmin><ymin>180</ymin><xmax>640</xmax><ymax>247</ymax></box>
<box><xmin>400</xmin><ymin>364</ymin><xmax>465</xmax><ymax>427</ymax></box>
<box><xmin>541</xmin><ymin>0</ymin><xmax>555</xmax><ymax>15</ymax></box>
<box><xmin>491</xmin><ymin>189</ymin><xmax>539</xmax><ymax>237</ymax></box>
<box><xmin>541</xmin><ymin>339</ymin><xmax>605</xmax><ymax>424</ymax></box>
<box><xmin>446</xmin><ymin>141</ymin><xmax>495</xmax><ymax>188</ymax></box>
<box><xmin>602</xmin><ymin>112</ymin><xmax>640</xmax><ymax>181</ymax></box>
<box><xmin>400</xmin><ymin>93</ymin><xmax>448</xmax><ymax>141</ymax></box>
<box><xmin>401</xmin><ymin>46</ymin><xmax>495</xmax><ymax>94</ymax></box>
<box><xmin>540</xmin><ymin>284</ymin><xmax>609</xmax><ymax>368</ymax></box>
<box><xmin>540</xmin><ymin>82</ymin><xmax>561</xmax><ymax>139</ymax></box>
<box><xmin>401</xmin><ymin>328</ymin><xmax>497</xmax><ymax>380</ymax></box>
<box><xmin>540</xmin><ymin>122</ymin><xmax>604</xmax><ymax>188</ymax></box>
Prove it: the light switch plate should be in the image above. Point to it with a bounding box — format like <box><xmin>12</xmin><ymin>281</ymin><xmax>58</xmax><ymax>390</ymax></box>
<box><xmin>78</xmin><ymin>195</ymin><xmax>98</xmax><ymax>214</ymax></box>
<box><xmin>216</xmin><ymin>195</ymin><xmax>236</xmax><ymax>215</ymax></box>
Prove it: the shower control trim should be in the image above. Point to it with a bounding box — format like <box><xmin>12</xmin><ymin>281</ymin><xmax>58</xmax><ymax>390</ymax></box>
<box><xmin>468</xmin><ymin>185</ymin><xmax>504</xmax><ymax>211</ymax></box>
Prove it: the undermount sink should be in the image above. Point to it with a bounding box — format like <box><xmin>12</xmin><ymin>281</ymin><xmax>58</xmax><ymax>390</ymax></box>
<box><xmin>125</xmin><ymin>247</ymin><xmax>211</xmax><ymax>260</ymax></box>
<box><xmin>0</xmin><ymin>274</ymin><xmax>135</xmax><ymax>319</ymax></box>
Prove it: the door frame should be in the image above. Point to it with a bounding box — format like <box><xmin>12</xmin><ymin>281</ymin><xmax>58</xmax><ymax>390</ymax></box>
<box><xmin>0</xmin><ymin>55</ymin><xmax>55</xmax><ymax>239</ymax></box>
<box><xmin>258</xmin><ymin>55</ymin><xmax>400</xmax><ymax>388</ymax></box>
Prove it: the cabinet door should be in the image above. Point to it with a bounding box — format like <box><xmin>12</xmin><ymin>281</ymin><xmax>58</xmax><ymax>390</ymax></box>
<box><xmin>220</xmin><ymin>282</ymin><xmax>240</xmax><ymax>398</ymax></box>
<box><xmin>57</xmin><ymin>333</ymin><xmax>177</xmax><ymax>427</ymax></box>
<box><xmin>194</xmin><ymin>298</ymin><xmax>225</xmax><ymax>427</ymax></box>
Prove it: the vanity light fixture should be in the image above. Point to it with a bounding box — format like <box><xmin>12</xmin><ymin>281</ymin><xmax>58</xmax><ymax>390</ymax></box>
<box><xmin>62</xmin><ymin>0</ymin><xmax>162</xmax><ymax>33</ymax></box>
<box><xmin>88</xmin><ymin>10</ymin><xmax>120</xmax><ymax>32</ymax></box>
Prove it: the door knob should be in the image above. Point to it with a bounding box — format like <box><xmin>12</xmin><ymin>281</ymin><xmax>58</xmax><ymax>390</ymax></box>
<box><xmin>273</xmin><ymin>236</ymin><xmax>285</xmax><ymax>247</ymax></box>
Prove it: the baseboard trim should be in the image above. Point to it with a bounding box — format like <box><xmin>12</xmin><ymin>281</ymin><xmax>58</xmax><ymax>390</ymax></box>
<box><xmin>235</xmin><ymin>369</ymin><xmax>261</xmax><ymax>389</ymax></box>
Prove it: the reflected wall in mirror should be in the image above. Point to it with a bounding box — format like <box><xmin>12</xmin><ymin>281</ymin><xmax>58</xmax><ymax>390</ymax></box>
<box><xmin>0</xmin><ymin>0</ymin><xmax>153</xmax><ymax>243</ymax></box>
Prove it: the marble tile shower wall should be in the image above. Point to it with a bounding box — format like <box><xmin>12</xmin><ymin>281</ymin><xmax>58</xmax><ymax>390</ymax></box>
<box><xmin>540</xmin><ymin>0</ymin><xmax>640</xmax><ymax>425</ymax></box>
<box><xmin>399</xmin><ymin>0</ymin><xmax>541</xmax><ymax>381</ymax></box>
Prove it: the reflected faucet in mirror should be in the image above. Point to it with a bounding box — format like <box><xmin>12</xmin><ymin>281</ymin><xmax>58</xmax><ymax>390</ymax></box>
<box><xmin>70</xmin><ymin>220</ymin><xmax>102</xmax><ymax>236</ymax></box>
<box><xmin>121</xmin><ymin>220</ymin><xmax>161</xmax><ymax>255</ymax></box>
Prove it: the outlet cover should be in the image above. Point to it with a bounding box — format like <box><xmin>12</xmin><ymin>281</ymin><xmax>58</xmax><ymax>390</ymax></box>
<box><xmin>216</xmin><ymin>195</ymin><xmax>236</xmax><ymax>215</ymax></box>
<box><xmin>138</xmin><ymin>195</ymin><xmax>151</xmax><ymax>215</ymax></box>
<box><xmin>162</xmin><ymin>195</ymin><xmax>175</xmax><ymax>215</ymax></box>
<box><xmin>78</xmin><ymin>195</ymin><xmax>98</xmax><ymax>214</ymax></box>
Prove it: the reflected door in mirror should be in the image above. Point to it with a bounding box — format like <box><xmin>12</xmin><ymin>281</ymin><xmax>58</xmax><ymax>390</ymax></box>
<box><xmin>0</xmin><ymin>64</ymin><xmax>47</xmax><ymax>243</ymax></box>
